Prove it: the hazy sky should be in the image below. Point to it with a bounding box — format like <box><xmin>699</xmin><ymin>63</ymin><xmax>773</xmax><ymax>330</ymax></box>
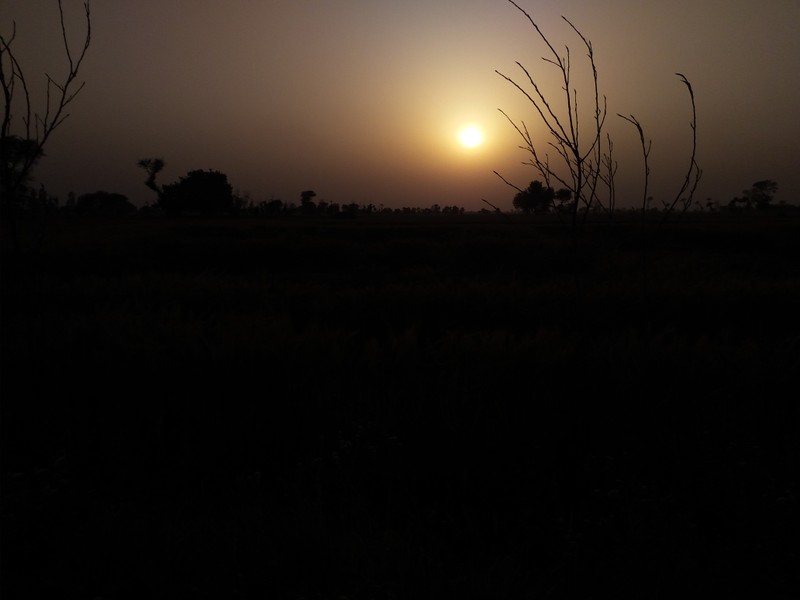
<box><xmin>4</xmin><ymin>0</ymin><xmax>799</xmax><ymax>210</ymax></box>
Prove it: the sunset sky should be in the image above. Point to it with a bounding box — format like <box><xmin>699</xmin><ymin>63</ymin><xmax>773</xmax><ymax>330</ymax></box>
<box><xmin>4</xmin><ymin>0</ymin><xmax>799</xmax><ymax>210</ymax></box>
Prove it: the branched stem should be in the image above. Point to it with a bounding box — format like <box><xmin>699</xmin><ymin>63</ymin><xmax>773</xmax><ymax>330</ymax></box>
<box><xmin>618</xmin><ymin>114</ymin><xmax>651</xmax><ymax>222</ymax></box>
<box><xmin>661</xmin><ymin>73</ymin><xmax>702</xmax><ymax>223</ymax></box>
<box><xmin>496</xmin><ymin>0</ymin><xmax>608</xmax><ymax>227</ymax></box>
<box><xmin>1</xmin><ymin>1</ymin><xmax>91</xmax><ymax>209</ymax></box>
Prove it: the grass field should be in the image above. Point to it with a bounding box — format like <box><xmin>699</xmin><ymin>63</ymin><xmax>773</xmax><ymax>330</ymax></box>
<box><xmin>2</xmin><ymin>212</ymin><xmax>799</xmax><ymax>598</ymax></box>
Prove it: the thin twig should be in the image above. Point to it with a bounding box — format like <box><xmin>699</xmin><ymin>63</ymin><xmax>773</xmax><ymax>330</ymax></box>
<box><xmin>493</xmin><ymin>170</ymin><xmax>526</xmax><ymax>194</ymax></box>
<box><xmin>618</xmin><ymin>113</ymin><xmax>651</xmax><ymax>220</ymax></box>
<box><xmin>661</xmin><ymin>73</ymin><xmax>701</xmax><ymax>223</ymax></box>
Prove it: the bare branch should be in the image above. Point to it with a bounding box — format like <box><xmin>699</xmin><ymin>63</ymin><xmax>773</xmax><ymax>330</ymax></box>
<box><xmin>1</xmin><ymin>24</ymin><xmax>34</xmax><ymax>141</ymax></box>
<box><xmin>497</xmin><ymin>1</ymin><xmax>609</xmax><ymax>227</ymax></box>
<box><xmin>661</xmin><ymin>73</ymin><xmax>702</xmax><ymax>222</ymax></box>
<box><xmin>480</xmin><ymin>198</ymin><xmax>503</xmax><ymax>213</ymax></box>
<box><xmin>493</xmin><ymin>170</ymin><xmax>526</xmax><ymax>195</ymax></box>
<box><xmin>618</xmin><ymin>113</ymin><xmax>652</xmax><ymax>218</ymax></box>
<box><xmin>38</xmin><ymin>0</ymin><xmax>92</xmax><ymax>150</ymax></box>
<box><xmin>597</xmin><ymin>133</ymin><xmax>617</xmax><ymax>214</ymax></box>
<box><xmin>508</xmin><ymin>1</ymin><xmax>564</xmax><ymax>70</ymax></box>
<box><xmin>1</xmin><ymin>0</ymin><xmax>92</xmax><ymax>218</ymax></box>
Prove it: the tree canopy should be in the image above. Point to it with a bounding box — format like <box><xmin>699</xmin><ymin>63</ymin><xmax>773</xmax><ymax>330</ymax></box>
<box><xmin>513</xmin><ymin>180</ymin><xmax>554</xmax><ymax>214</ymax></box>
<box><xmin>159</xmin><ymin>169</ymin><xmax>234</xmax><ymax>216</ymax></box>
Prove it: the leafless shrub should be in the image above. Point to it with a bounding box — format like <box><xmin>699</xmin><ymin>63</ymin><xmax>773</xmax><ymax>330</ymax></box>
<box><xmin>495</xmin><ymin>0</ymin><xmax>608</xmax><ymax>226</ymax></box>
<box><xmin>618</xmin><ymin>73</ymin><xmax>701</xmax><ymax>226</ymax></box>
<box><xmin>1</xmin><ymin>1</ymin><xmax>91</xmax><ymax>233</ymax></box>
<box><xmin>496</xmin><ymin>1</ymin><xmax>701</xmax><ymax>227</ymax></box>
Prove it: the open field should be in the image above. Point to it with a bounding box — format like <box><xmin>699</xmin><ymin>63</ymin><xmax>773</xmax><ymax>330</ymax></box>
<box><xmin>2</xmin><ymin>213</ymin><xmax>799</xmax><ymax>598</ymax></box>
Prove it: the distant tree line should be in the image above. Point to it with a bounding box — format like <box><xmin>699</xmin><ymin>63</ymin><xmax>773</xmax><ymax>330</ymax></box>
<box><xmin>726</xmin><ymin>180</ymin><xmax>779</xmax><ymax>211</ymax></box>
<box><xmin>507</xmin><ymin>179</ymin><xmax>788</xmax><ymax>216</ymax></box>
<box><xmin>3</xmin><ymin>185</ymin><xmax>136</xmax><ymax>217</ymax></box>
<box><xmin>4</xmin><ymin>181</ymin><xmax>470</xmax><ymax>219</ymax></box>
<box><xmin>2</xmin><ymin>164</ymin><xmax>784</xmax><ymax>220</ymax></box>
<box><xmin>240</xmin><ymin>195</ymin><xmax>466</xmax><ymax>218</ymax></box>
<box><xmin>691</xmin><ymin>180</ymin><xmax>781</xmax><ymax>213</ymax></box>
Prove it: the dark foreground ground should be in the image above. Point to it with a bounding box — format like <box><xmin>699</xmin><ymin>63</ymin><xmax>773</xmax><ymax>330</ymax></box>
<box><xmin>2</xmin><ymin>213</ymin><xmax>799</xmax><ymax>598</ymax></box>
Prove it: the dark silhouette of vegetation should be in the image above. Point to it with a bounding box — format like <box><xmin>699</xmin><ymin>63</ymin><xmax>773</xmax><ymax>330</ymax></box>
<box><xmin>160</xmin><ymin>169</ymin><xmax>234</xmax><ymax>216</ymax></box>
<box><xmin>496</xmin><ymin>1</ymin><xmax>701</xmax><ymax>226</ymax></box>
<box><xmin>659</xmin><ymin>74</ymin><xmax>702</xmax><ymax>220</ymax></box>
<box><xmin>137</xmin><ymin>158</ymin><xmax>235</xmax><ymax>216</ymax></box>
<box><xmin>0</xmin><ymin>136</ymin><xmax>43</xmax><ymax>212</ymax></box>
<box><xmin>513</xmin><ymin>180</ymin><xmax>553</xmax><ymax>213</ymax></box>
<box><xmin>248</xmin><ymin>197</ymin><xmax>286</xmax><ymax>216</ymax></box>
<box><xmin>137</xmin><ymin>157</ymin><xmax>165</xmax><ymax>197</ymax></box>
<box><xmin>300</xmin><ymin>189</ymin><xmax>317</xmax><ymax>214</ymax></box>
<box><xmin>619</xmin><ymin>74</ymin><xmax>702</xmax><ymax>226</ymax></box>
<box><xmin>496</xmin><ymin>0</ymin><xmax>607</xmax><ymax>226</ymax></box>
<box><xmin>512</xmin><ymin>180</ymin><xmax>573</xmax><ymax>213</ymax></box>
<box><xmin>0</xmin><ymin>183</ymin><xmax>58</xmax><ymax>217</ymax></box>
<box><xmin>74</xmin><ymin>190</ymin><xmax>135</xmax><ymax>217</ymax></box>
<box><xmin>1</xmin><ymin>1</ymin><xmax>91</xmax><ymax>243</ymax></box>
<box><xmin>729</xmin><ymin>179</ymin><xmax>779</xmax><ymax>211</ymax></box>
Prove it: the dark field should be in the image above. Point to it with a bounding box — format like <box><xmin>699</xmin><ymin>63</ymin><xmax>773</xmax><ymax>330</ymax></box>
<box><xmin>2</xmin><ymin>213</ymin><xmax>799</xmax><ymax>598</ymax></box>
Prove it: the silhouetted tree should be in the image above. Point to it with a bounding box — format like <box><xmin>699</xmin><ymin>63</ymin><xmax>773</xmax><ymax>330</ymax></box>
<box><xmin>341</xmin><ymin>203</ymin><xmax>359</xmax><ymax>218</ymax></box>
<box><xmin>137</xmin><ymin>157</ymin><xmax>165</xmax><ymax>197</ymax></box>
<box><xmin>75</xmin><ymin>191</ymin><xmax>136</xmax><ymax>217</ymax></box>
<box><xmin>300</xmin><ymin>190</ymin><xmax>317</xmax><ymax>214</ymax></box>
<box><xmin>554</xmin><ymin>187</ymin><xmax>573</xmax><ymax>211</ymax></box>
<box><xmin>257</xmin><ymin>198</ymin><xmax>284</xmax><ymax>215</ymax></box>
<box><xmin>1</xmin><ymin>1</ymin><xmax>91</xmax><ymax>242</ymax></box>
<box><xmin>728</xmin><ymin>181</ymin><xmax>779</xmax><ymax>211</ymax></box>
<box><xmin>137</xmin><ymin>158</ymin><xmax>235</xmax><ymax>215</ymax></box>
<box><xmin>513</xmin><ymin>180</ymin><xmax>554</xmax><ymax>214</ymax></box>
<box><xmin>160</xmin><ymin>169</ymin><xmax>234</xmax><ymax>216</ymax></box>
<box><xmin>9</xmin><ymin>183</ymin><xmax>59</xmax><ymax>216</ymax></box>
<box><xmin>746</xmin><ymin>180</ymin><xmax>778</xmax><ymax>211</ymax></box>
<box><xmin>0</xmin><ymin>136</ymin><xmax>43</xmax><ymax>213</ymax></box>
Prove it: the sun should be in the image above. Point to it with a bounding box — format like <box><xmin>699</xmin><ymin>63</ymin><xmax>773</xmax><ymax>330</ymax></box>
<box><xmin>458</xmin><ymin>125</ymin><xmax>484</xmax><ymax>148</ymax></box>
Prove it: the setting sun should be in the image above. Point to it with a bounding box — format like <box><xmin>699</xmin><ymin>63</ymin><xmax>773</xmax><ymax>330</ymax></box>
<box><xmin>458</xmin><ymin>125</ymin><xmax>485</xmax><ymax>148</ymax></box>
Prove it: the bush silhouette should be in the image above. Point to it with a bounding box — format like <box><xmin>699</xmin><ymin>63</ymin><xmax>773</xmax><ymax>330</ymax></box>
<box><xmin>75</xmin><ymin>191</ymin><xmax>136</xmax><ymax>217</ymax></box>
<box><xmin>159</xmin><ymin>169</ymin><xmax>234</xmax><ymax>216</ymax></box>
<box><xmin>747</xmin><ymin>180</ymin><xmax>778</xmax><ymax>211</ymax></box>
<box><xmin>513</xmin><ymin>180</ymin><xmax>554</xmax><ymax>213</ymax></box>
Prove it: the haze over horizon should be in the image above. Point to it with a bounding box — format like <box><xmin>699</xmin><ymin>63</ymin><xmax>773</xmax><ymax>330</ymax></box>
<box><xmin>4</xmin><ymin>0</ymin><xmax>799</xmax><ymax>210</ymax></box>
